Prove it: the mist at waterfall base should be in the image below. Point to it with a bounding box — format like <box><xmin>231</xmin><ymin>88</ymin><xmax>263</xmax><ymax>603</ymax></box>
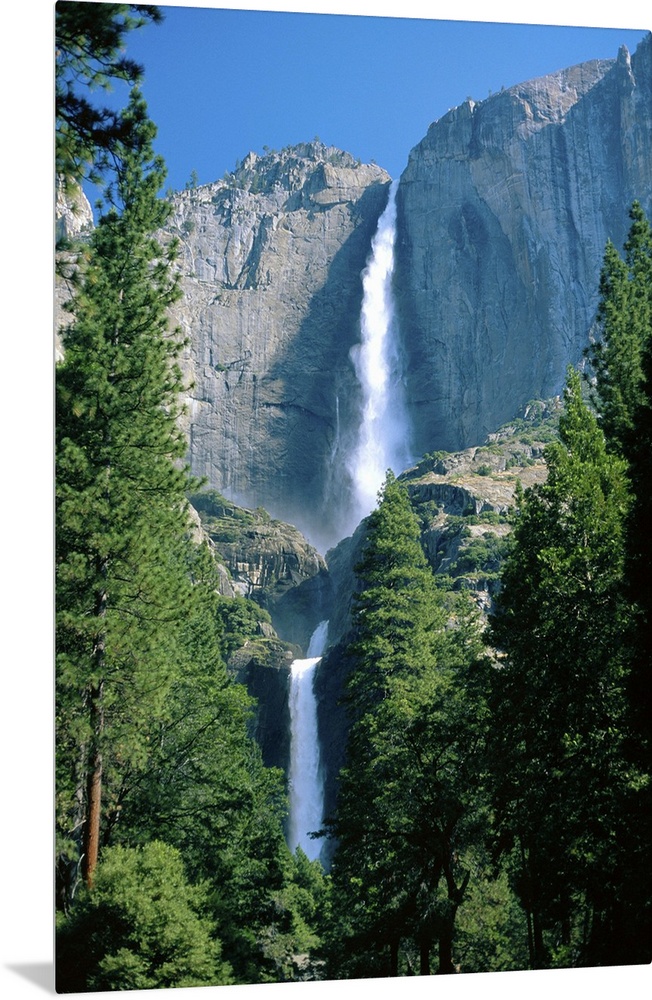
<box><xmin>288</xmin><ymin>621</ymin><xmax>329</xmax><ymax>861</ymax></box>
<box><xmin>344</xmin><ymin>180</ymin><xmax>414</xmax><ymax>538</ymax></box>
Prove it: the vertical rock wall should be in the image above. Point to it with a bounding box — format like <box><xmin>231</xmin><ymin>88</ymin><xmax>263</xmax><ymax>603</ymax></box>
<box><xmin>165</xmin><ymin>144</ymin><xmax>391</xmax><ymax>552</ymax></box>
<box><xmin>395</xmin><ymin>34</ymin><xmax>652</xmax><ymax>456</ymax></box>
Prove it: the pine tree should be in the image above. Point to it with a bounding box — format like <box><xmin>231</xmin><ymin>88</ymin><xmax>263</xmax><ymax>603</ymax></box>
<box><xmin>486</xmin><ymin>367</ymin><xmax>643</xmax><ymax>967</ymax></box>
<box><xmin>589</xmin><ymin>203</ymin><xmax>652</xmax><ymax>768</ymax></box>
<box><xmin>56</xmin><ymin>2</ymin><xmax>163</xmax><ymax>189</ymax></box>
<box><xmin>344</xmin><ymin>471</ymin><xmax>447</xmax><ymax>713</ymax></box>
<box><xmin>587</xmin><ymin>202</ymin><xmax>652</xmax><ymax>460</ymax></box>
<box><xmin>56</xmin><ymin>89</ymin><xmax>195</xmax><ymax>900</ymax></box>
<box><xmin>108</xmin><ymin>545</ymin><xmax>305</xmax><ymax>984</ymax></box>
<box><xmin>326</xmin><ymin>473</ymin><xmax>485</xmax><ymax>977</ymax></box>
<box><xmin>583</xmin><ymin>205</ymin><xmax>652</xmax><ymax>963</ymax></box>
<box><xmin>56</xmin><ymin>841</ymin><xmax>233</xmax><ymax>992</ymax></box>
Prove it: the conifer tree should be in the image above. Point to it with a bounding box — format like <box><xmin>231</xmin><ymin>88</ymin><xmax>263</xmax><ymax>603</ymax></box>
<box><xmin>326</xmin><ymin>473</ymin><xmax>485</xmax><ymax>977</ymax></box>
<box><xmin>107</xmin><ymin>544</ymin><xmax>311</xmax><ymax>983</ymax></box>
<box><xmin>587</xmin><ymin>202</ymin><xmax>652</xmax><ymax>460</ymax></box>
<box><xmin>56</xmin><ymin>841</ymin><xmax>233</xmax><ymax>992</ymax></box>
<box><xmin>56</xmin><ymin>2</ymin><xmax>163</xmax><ymax>188</ymax></box>
<box><xmin>486</xmin><ymin>367</ymin><xmax>644</xmax><ymax>967</ymax></box>
<box><xmin>588</xmin><ymin>202</ymin><xmax>652</xmax><ymax>768</ymax></box>
<box><xmin>56</xmin><ymin>88</ymin><xmax>194</xmax><ymax>899</ymax></box>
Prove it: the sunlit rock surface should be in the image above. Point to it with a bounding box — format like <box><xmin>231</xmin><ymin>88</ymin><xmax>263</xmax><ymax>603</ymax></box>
<box><xmin>396</xmin><ymin>34</ymin><xmax>652</xmax><ymax>456</ymax></box>
<box><xmin>164</xmin><ymin>143</ymin><xmax>391</xmax><ymax>552</ymax></box>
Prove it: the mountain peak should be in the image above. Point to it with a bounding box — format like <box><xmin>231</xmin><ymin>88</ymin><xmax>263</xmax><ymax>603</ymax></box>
<box><xmin>177</xmin><ymin>141</ymin><xmax>389</xmax><ymax>204</ymax></box>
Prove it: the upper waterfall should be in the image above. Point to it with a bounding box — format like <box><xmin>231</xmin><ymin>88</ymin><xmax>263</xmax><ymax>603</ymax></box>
<box><xmin>346</xmin><ymin>180</ymin><xmax>413</xmax><ymax>531</ymax></box>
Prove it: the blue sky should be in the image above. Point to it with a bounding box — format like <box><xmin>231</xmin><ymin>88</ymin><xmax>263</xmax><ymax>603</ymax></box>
<box><xmin>97</xmin><ymin>2</ymin><xmax>649</xmax><ymax>196</ymax></box>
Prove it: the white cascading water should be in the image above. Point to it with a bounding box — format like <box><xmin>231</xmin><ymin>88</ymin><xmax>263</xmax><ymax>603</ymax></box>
<box><xmin>287</xmin><ymin>183</ymin><xmax>412</xmax><ymax>860</ymax></box>
<box><xmin>347</xmin><ymin>179</ymin><xmax>412</xmax><ymax>528</ymax></box>
<box><xmin>288</xmin><ymin>620</ymin><xmax>329</xmax><ymax>860</ymax></box>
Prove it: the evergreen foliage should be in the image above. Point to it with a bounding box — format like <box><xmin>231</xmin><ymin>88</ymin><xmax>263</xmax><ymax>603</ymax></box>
<box><xmin>55</xmin><ymin>75</ymin><xmax>327</xmax><ymax>989</ymax></box>
<box><xmin>487</xmin><ymin>365</ymin><xmax>649</xmax><ymax>967</ymax></box>
<box><xmin>325</xmin><ymin>473</ymin><xmax>488</xmax><ymax>976</ymax></box>
<box><xmin>214</xmin><ymin>593</ymin><xmax>273</xmax><ymax>657</ymax></box>
<box><xmin>325</xmin><ymin>217</ymin><xmax>651</xmax><ymax>974</ymax></box>
<box><xmin>56</xmin><ymin>841</ymin><xmax>233</xmax><ymax>992</ymax></box>
<box><xmin>588</xmin><ymin>202</ymin><xmax>652</xmax><ymax>770</ymax></box>
<box><xmin>56</xmin><ymin>88</ymin><xmax>197</xmax><ymax>898</ymax></box>
<box><xmin>109</xmin><ymin>565</ymin><xmax>301</xmax><ymax>983</ymax></box>
<box><xmin>56</xmin><ymin>2</ymin><xmax>163</xmax><ymax>188</ymax></box>
<box><xmin>54</xmin><ymin>14</ymin><xmax>652</xmax><ymax>979</ymax></box>
<box><xmin>587</xmin><ymin>203</ymin><xmax>652</xmax><ymax>458</ymax></box>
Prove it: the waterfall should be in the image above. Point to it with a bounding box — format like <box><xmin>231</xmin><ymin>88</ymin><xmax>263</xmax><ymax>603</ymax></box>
<box><xmin>346</xmin><ymin>179</ymin><xmax>412</xmax><ymax>528</ymax></box>
<box><xmin>286</xmin><ymin>185</ymin><xmax>411</xmax><ymax>859</ymax></box>
<box><xmin>288</xmin><ymin>620</ymin><xmax>329</xmax><ymax>861</ymax></box>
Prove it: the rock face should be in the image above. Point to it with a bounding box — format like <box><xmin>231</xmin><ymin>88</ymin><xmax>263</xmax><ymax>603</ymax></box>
<box><xmin>189</xmin><ymin>490</ymin><xmax>331</xmax><ymax>650</ymax></box>
<box><xmin>54</xmin><ymin>36</ymin><xmax>652</xmax><ymax>834</ymax></box>
<box><xmin>161</xmin><ymin>37</ymin><xmax>651</xmax><ymax>553</ymax></box>
<box><xmin>165</xmin><ymin>143</ymin><xmax>391</xmax><ymax>552</ymax></box>
<box><xmin>55</xmin><ymin>180</ymin><xmax>94</xmax><ymax>361</ymax></box>
<box><xmin>55</xmin><ymin>178</ymin><xmax>93</xmax><ymax>243</ymax></box>
<box><xmin>228</xmin><ymin>637</ymin><xmax>297</xmax><ymax>774</ymax></box>
<box><xmin>396</xmin><ymin>34</ymin><xmax>652</xmax><ymax>456</ymax></box>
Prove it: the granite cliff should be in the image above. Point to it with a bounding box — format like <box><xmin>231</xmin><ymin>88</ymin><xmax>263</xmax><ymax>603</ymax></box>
<box><xmin>188</xmin><ymin>489</ymin><xmax>330</xmax><ymax>650</ymax></box>
<box><xmin>396</xmin><ymin>34</ymin><xmax>652</xmax><ymax>455</ymax></box>
<box><xmin>160</xmin><ymin>34</ymin><xmax>651</xmax><ymax>553</ymax></box>
<box><xmin>164</xmin><ymin>142</ymin><xmax>391</xmax><ymax>552</ymax></box>
<box><xmin>55</xmin><ymin>33</ymin><xmax>652</xmax><ymax>818</ymax></box>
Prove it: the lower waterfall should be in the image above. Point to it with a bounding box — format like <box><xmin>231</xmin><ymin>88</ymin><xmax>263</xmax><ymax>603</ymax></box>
<box><xmin>287</xmin><ymin>620</ymin><xmax>329</xmax><ymax>861</ymax></box>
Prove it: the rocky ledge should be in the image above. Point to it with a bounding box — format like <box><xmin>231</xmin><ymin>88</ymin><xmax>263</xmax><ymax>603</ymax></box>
<box><xmin>189</xmin><ymin>489</ymin><xmax>331</xmax><ymax>650</ymax></box>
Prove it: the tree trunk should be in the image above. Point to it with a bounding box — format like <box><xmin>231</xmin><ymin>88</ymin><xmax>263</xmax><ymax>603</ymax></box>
<box><xmin>82</xmin><ymin>681</ymin><xmax>104</xmax><ymax>887</ymax></box>
<box><xmin>57</xmin><ymin>741</ymin><xmax>89</xmax><ymax>911</ymax></box>
<box><xmin>519</xmin><ymin>835</ymin><xmax>538</xmax><ymax>968</ymax></box>
<box><xmin>419</xmin><ymin>933</ymin><xmax>431</xmax><ymax>975</ymax></box>
<box><xmin>533</xmin><ymin>910</ymin><xmax>547</xmax><ymax>969</ymax></box>
<box><xmin>389</xmin><ymin>937</ymin><xmax>399</xmax><ymax>977</ymax></box>
<box><xmin>436</xmin><ymin>921</ymin><xmax>456</xmax><ymax>974</ymax></box>
<box><xmin>525</xmin><ymin>905</ymin><xmax>536</xmax><ymax>969</ymax></box>
<box><xmin>437</xmin><ymin>852</ymin><xmax>469</xmax><ymax>973</ymax></box>
<box><xmin>82</xmin><ymin>574</ymin><xmax>108</xmax><ymax>888</ymax></box>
